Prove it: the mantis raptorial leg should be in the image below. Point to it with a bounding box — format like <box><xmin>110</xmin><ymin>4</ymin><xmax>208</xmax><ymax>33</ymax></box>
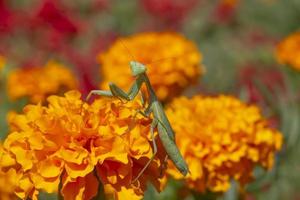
<box><xmin>86</xmin><ymin>90</ymin><xmax>113</xmax><ymax>100</ymax></box>
<box><xmin>87</xmin><ymin>80</ymin><xmax>142</xmax><ymax>102</ymax></box>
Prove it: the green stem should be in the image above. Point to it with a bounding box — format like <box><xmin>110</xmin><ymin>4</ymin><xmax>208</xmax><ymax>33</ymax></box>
<box><xmin>93</xmin><ymin>168</ymin><xmax>106</xmax><ymax>200</ymax></box>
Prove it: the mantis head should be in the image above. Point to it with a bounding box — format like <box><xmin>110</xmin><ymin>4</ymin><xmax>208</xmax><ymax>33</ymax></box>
<box><xmin>129</xmin><ymin>61</ymin><xmax>147</xmax><ymax>76</ymax></box>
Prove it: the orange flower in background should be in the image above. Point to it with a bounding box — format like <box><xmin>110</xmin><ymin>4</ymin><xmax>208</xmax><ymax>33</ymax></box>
<box><xmin>7</xmin><ymin>61</ymin><xmax>78</xmax><ymax>103</ymax></box>
<box><xmin>166</xmin><ymin>95</ymin><xmax>283</xmax><ymax>192</ymax></box>
<box><xmin>4</xmin><ymin>90</ymin><xmax>166</xmax><ymax>199</ymax></box>
<box><xmin>276</xmin><ymin>31</ymin><xmax>300</xmax><ymax>70</ymax></box>
<box><xmin>0</xmin><ymin>56</ymin><xmax>5</xmax><ymax>73</ymax></box>
<box><xmin>98</xmin><ymin>32</ymin><xmax>204</xmax><ymax>102</ymax></box>
<box><xmin>221</xmin><ymin>0</ymin><xmax>239</xmax><ymax>6</ymax></box>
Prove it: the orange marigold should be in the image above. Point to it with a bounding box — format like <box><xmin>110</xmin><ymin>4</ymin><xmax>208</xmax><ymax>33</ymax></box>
<box><xmin>0</xmin><ymin>143</ymin><xmax>38</xmax><ymax>200</ymax></box>
<box><xmin>7</xmin><ymin>61</ymin><xmax>78</xmax><ymax>103</ymax></box>
<box><xmin>4</xmin><ymin>90</ymin><xmax>166</xmax><ymax>199</ymax></box>
<box><xmin>276</xmin><ymin>31</ymin><xmax>300</xmax><ymax>70</ymax></box>
<box><xmin>0</xmin><ymin>56</ymin><xmax>5</xmax><ymax>73</ymax></box>
<box><xmin>165</xmin><ymin>95</ymin><xmax>283</xmax><ymax>192</ymax></box>
<box><xmin>220</xmin><ymin>0</ymin><xmax>239</xmax><ymax>6</ymax></box>
<box><xmin>98</xmin><ymin>32</ymin><xmax>204</xmax><ymax>102</ymax></box>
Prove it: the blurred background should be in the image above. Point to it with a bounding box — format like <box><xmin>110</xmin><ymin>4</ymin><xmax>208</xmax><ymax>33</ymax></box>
<box><xmin>1</xmin><ymin>0</ymin><xmax>300</xmax><ymax>199</ymax></box>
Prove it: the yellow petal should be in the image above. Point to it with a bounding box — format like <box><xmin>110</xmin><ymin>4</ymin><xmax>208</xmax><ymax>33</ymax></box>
<box><xmin>38</xmin><ymin>158</ymin><xmax>62</xmax><ymax>178</ymax></box>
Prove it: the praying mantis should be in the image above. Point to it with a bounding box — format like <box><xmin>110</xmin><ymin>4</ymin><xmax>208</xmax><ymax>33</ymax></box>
<box><xmin>87</xmin><ymin>61</ymin><xmax>190</xmax><ymax>182</ymax></box>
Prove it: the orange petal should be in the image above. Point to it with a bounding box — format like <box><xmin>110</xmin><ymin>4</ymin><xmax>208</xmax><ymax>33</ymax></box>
<box><xmin>114</xmin><ymin>187</ymin><xmax>143</xmax><ymax>200</ymax></box>
<box><xmin>37</xmin><ymin>158</ymin><xmax>63</xmax><ymax>178</ymax></box>
<box><xmin>10</xmin><ymin>146</ymin><xmax>33</xmax><ymax>171</ymax></box>
<box><xmin>64</xmin><ymin>160</ymin><xmax>94</xmax><ymax>178</ymax></box>
<box><xmin>94</xmin><ymin>137</ymin><xmax>128</xmax><ymax>164</ymax></box>
<box><xmin>30</xmin><ymin>173</ymin><xmax>59</xmax><ymax>193</ymax></box>
<box><xmin>57</xmin><ymin>146</ymin><xmax>89</xmax><ymax>164</ymax></box>
<box><xmin>62</xmin><ymin>173</ymin><xmax>99</xmax><ymax>200</ymax></box>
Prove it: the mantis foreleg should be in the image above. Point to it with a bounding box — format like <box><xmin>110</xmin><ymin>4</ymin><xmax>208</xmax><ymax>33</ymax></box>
<box><xmin>108</xmin><ymin>83</ymin><xmax>131</xmax><ymax>101</ymax></box>
<box><xmin>86</xmin><ymin>90</ymin><xmax>114</xmax><ymax>101</ymax></box>
<box><xmin>86</xmin><ymin>77</ymin><xmax>145</xmax><ymax>102</ymax></box>
<box><xmin>108</xmin><ymin>76</ymin><xmax>146</xmax><ymax>101</ymax></box>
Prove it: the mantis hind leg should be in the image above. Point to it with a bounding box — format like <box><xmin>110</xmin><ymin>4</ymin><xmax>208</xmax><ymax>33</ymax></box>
<box><xmin>132</xmin><ymin>119</ymin><xmax>158</xmax><ymax>183</ymax></box>
<box><xmin>133</xmin><ymin>106</ymin><xmax>152</xmax><ymax>119</ymax></box>
<box><xmin>160</xmin><ymin>155</ymin><xmax>169</xmax><ymax>177</ymax></box>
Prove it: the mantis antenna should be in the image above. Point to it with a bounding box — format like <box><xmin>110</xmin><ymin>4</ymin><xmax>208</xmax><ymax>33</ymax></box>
<box><xmin>118</xmin><ymin>35</ymin><xmax>196</xmax><ymax>68</ymax></box>
<box><xmin>118</xmin><ymin>37</ymin><xmax>148</xmax><ymax>105</ymax></box>
<box><xmin>144</xmin><ymin>51</ymin><xmax>194</xmax><ymax>66</ymax></box>
<box><xmin>118</xmin><ymin>37</ymin><xmax>138</xmax><ymax>62</ymax></box>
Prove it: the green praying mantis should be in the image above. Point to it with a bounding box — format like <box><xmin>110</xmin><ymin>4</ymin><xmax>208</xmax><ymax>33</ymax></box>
<box><xmin>86</xmin><ymin>61</ymin><xmax>190</xmax><ymax>182</ymax></box>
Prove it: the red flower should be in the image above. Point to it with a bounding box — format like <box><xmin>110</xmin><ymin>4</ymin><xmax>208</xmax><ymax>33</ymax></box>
<box><xmin>0</xmin><ymin>0</ymin><xmax>13</xmax><ymax>33</ymax></box>
<box><xmin>92</xmin><ymin>0</ymin><xmax>109</xmax><ymax>11</ymax></box>
<box><xmin>213</xmin><ymin>0</ymin><xmax>239</xmax><ymax>24</ymax></box>
<box><xmin>238</xmin><ymin>64</ymin><xmax>285</xmax><ymax>104</ymax></box>
<box><xmin>141</xmin><ymin>0</ymin><xmax>198</xmax><ymax>26</ymax></box>
<box><xmin>33</xmin><ymin>0</ymin><xmax>79</xmax><ymax>35</ymax></box>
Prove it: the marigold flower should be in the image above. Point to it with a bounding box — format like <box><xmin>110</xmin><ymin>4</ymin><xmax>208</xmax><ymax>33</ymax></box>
<box><xmin>0</xmin><ymin>55</ymin><xmax>5</xmax><ymax>72</ymax></box>
<box><xmin>220</xmin><ymin>0</ymin><xmax>239</xmax><ymax>7</ymax></box>
<box><xmin>0</xmin><ymin>143</ymin><xmax>18</xmax><ymax>200</ymax></box>
<box><xmin>141</xmin><ymin>0</ymin><xmax>198</xmax><ymax>25</ymax></box>
<box><xmin>165</xmin><ymin>95</ymin><xmax>283</xmax><ymax>192</ymax></box>
<box><xmin>98</xmin><ymin>32</ymin><xmax>204</xmax><ymax>102</ymax></box>
<box><xmin>276</xmin><ymin>32</ymin><xmax>300</xmax><ymax>71</ymax></box>
<box><xmin>0</xmin><ymin>143</ymin><xmax>39</xmax><ymax>200</ymax></box>
<box><xmin>7</xmin><ymin>61</ymin><xmax>78</xmax><ymax>103</ymax></box>
<box><xmin>4</xmin><ymin>90</ymin><xmax>166</xmax><ymax>199</ymax></box>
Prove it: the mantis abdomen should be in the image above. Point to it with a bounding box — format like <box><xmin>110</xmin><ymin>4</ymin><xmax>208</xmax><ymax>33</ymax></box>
<box><xmin>151</xmin><ymin>101</ymin><xmax>189</xmax><ymax>176</ymax></box>
<box><xmin>157</xmin><ymin>124</ymin><xmax>189</xmax><ymax>176</ymax></box>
